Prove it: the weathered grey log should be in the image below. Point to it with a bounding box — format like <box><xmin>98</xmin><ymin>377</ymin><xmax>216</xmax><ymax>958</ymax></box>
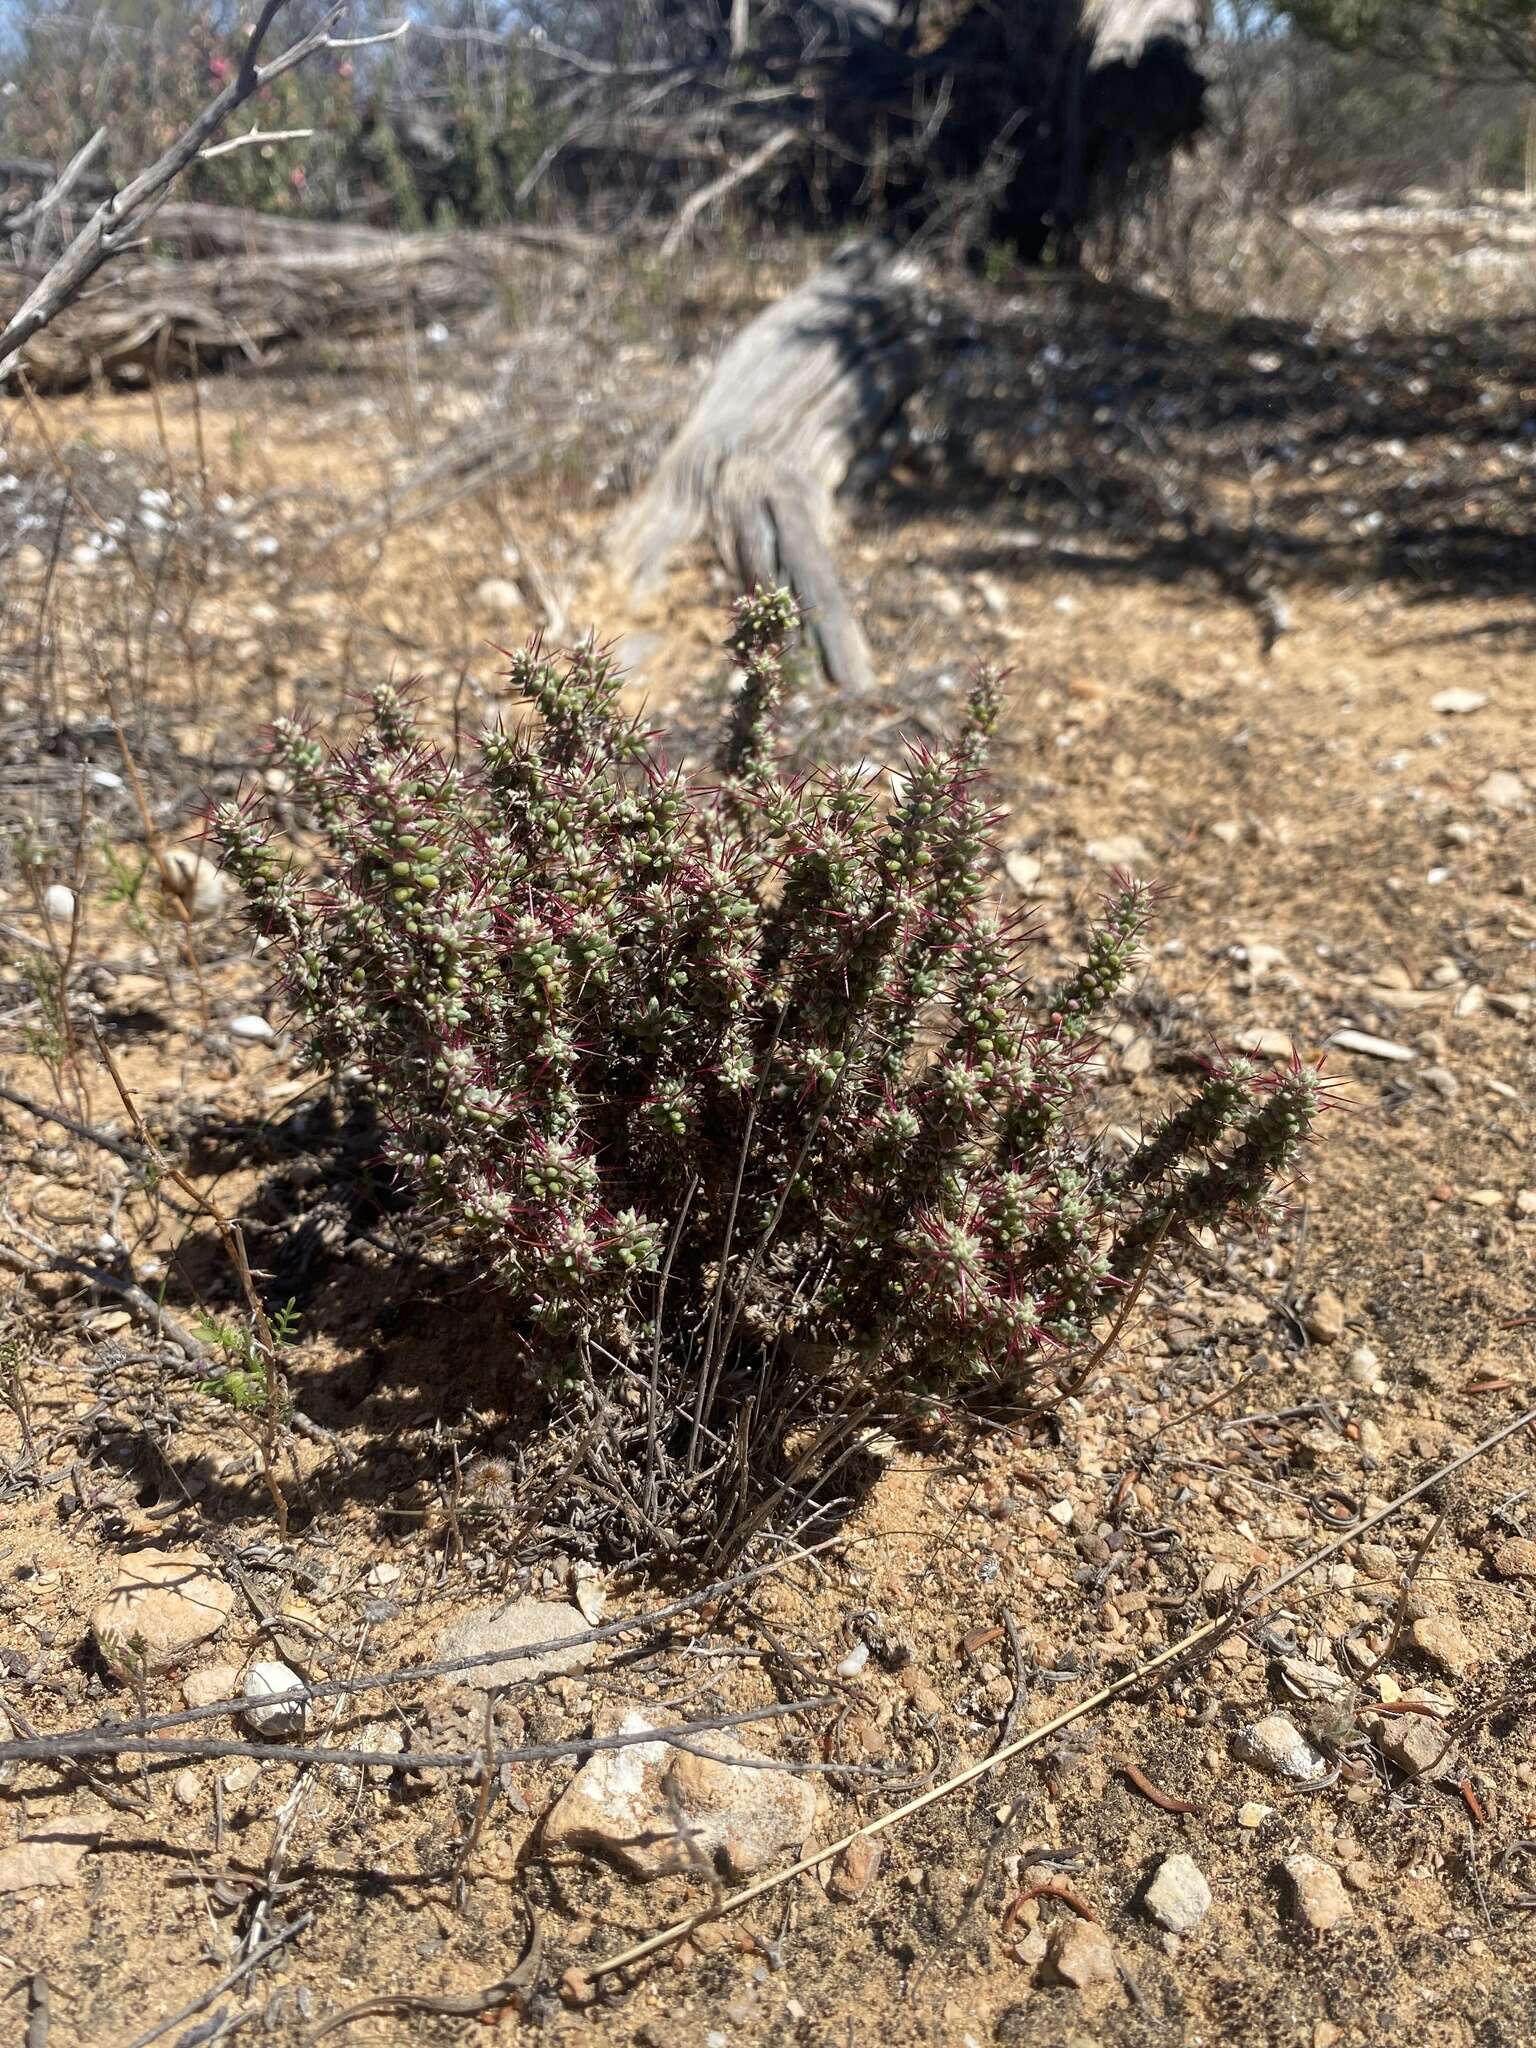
<box><xmin>2</xmin><ymin>234</ymin><xmax>499</xmax><ymax>391</ymax></box>
<box><xmin>143</xmin><ymin>202</ymin><xmax>594</xmax><ymax>261</ymax></box>
<box><xmin>609</xmin><ymin>239</ymin><xmax>952</xmax><ymax>692</ymax></box>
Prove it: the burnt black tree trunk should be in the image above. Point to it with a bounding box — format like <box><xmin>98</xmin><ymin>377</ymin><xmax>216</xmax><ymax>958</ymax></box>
<box><xmin>541</xmin><ymin>1</ymin><xmax>1205</xmax><ymax>256</ymax></box>
<box><xmin>802</xmin><ymin>0</ymin><xmax>1206</xmax><ymax>259</ymax></box>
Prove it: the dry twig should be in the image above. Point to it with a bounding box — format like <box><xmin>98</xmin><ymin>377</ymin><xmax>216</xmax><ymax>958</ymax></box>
<box><xmin>0</xmin><ymin>2</ymin><xmax>408</xmax><ymax>383</ymax></box>
<box><xmin>581</xmin><ymin>1393</ymin><xmax>1536</xmax><ymax>1985</ymax></box>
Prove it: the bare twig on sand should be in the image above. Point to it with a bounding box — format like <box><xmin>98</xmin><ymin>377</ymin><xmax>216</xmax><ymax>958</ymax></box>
<box><xmin>0</xmin><ymin>1696</ymin><xmax>836</xmax><ymax>1776</ymax></box>
<box><xmin>0</xmin><ymin>1220</ymin><xmax>207</xmax><ymax>1360</ymax></box>
<box><xmin>581</xmin><ymin>1395</ymin><xmax>1536</xmax><ymax>1986</ymax></box>
<box><xmin>302</xmin><ymin>1909</ymin><xmax>542</xmax><ymax>2041</ymax></box>
<box><xmin>0</xmin><ymin>1079</ymin><xmax>147</xmax><ymax>1166</ymax></box>
<box><xmin>118</xmin><ymin>1912</ymin><xmax>313</xmax><ymax>2048</ymax></box>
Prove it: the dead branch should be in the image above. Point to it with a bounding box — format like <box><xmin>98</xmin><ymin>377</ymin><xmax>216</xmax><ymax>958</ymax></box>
<box><xmin>0</xmin><ymin>2</ymin><xmax>410</xmax><ymax>384</ymax></box>
<box><xmin>658</xmin><ymin>125</ymin><xmax>798</xmax><ymax>258</ymax></box>
<box><xmin>198</xmin><ymin>126</ymin><xmax>316</xmax><ymax>164</ymax></box>
<box><xmin>0</xmin><ymin>1696</ymin><xmax>835</xmax><ymax>1777</ymax></box>
<box><xmin>609</xmin><ymin>238</ymin><xmax>957</xmax><ymax>691</ymax></box>
<box><xmin>4</xmin><ymin>129</ymin><xmax>107</xmax><ymax>252</ymax></box>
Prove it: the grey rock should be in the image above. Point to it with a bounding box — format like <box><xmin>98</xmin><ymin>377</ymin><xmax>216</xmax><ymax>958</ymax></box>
<box><xmin>1143</xmin><ymin>1852</ymin><xmax>1211</xmax><ymax>1933</ymax></box>
<box><xmin>472</xmin><ymin>576</ymin><xmax>523</xmax><ymax>616</ymax></box>
<box><xmin>241</xmin><ymin>1660</ymin><xmax>308</xmax><ymax>1738</ymax></box>
<box><xmin>435</xmin><ymin>1597</ymin><xmax>595</xmax><ymax>1691</ymax></box>
<box><xmin>1233</xmin><ymin>1714</ymin><xmax>1329</xmax><ymax>1783</ymax></box>
<box><xmin>544</xmin><ymin>1709</ymin><xmax>816</xmax><ymax>1881</ymax></box>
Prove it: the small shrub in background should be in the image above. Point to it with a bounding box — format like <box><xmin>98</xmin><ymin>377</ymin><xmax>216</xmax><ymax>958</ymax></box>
<box><xmin>215</xmin><ymin>594</ymin><xmax>1320</xmax><ymax>1557</ymax></box>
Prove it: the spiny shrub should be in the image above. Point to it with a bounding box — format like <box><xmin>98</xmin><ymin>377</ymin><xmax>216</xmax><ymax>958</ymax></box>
<box><xmin>214</xmin><ymin>593</ymin><xmax>1320</xmax><ymax>1553</ymax></box>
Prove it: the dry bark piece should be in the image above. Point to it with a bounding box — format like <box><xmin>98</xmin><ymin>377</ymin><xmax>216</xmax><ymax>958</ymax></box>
<box><xmin>3</xmin><ymin>232</ymin><xmax>499</xmax><ymax>393</ymax></box>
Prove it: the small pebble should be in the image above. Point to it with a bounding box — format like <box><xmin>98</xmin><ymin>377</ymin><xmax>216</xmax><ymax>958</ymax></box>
<box><xmin>1301</xmin><ymin>1288</ymin><xmax>1347</xmax><ymax>1345</ymax></box>
<box><xmin>182</xmin><ymin>1663</ymin><xmax>240</xmax><ymax>1709</ymax></box>
<box><xmin>241</xmin><ymin>1660</ymin><xmax>308</xmax><ymax>1738</ymax></box>
<box><xmin>1346</xmin><ymin>1343</ymin><xmax>1380</xmax><ymax>1386</ymax></box>
<box><xmin>473</xmin><ymin>576</ymin><xmax>523</xmax><ymax>615</ymax></box>
<box><xmin>828</xmin><ymin>1834</ymin><xmax>881</xmax><ymax>1901</ymax></box>
<box><xmin>229</xmin><ymin>1014</ymin><xmax>276</xmax><ymax>1043</ymax></box>
<box><xmin>1045</xmin><ymin>1917</ymin><xmax>1117</xmax><ymax>1988</ymax></box>
<box><xmin>1429</xmin><ymin>688</ymin><xmax>1487</xmax><ymax>716</ymax></box>
<box><xmin>159</xmin><ymin>848</ymin><xmax>227</xmax><ymax>921</ymax></box>
<box><xmin>836</xmin><ymin>1641</ymin><xmax>870</xmax><ymax>1680</ymax></box>
<box><xmin>1233</xmin><ymin>1714</ymin><xmax>1328</xmax><ymax>1783</ymax></box>
<box><xmin>1284</xmin><ymin>1853</ymin><xmax>1353</xmax><ymax>1934</ymax></box>
<box><xmin>1410</xmin><ymin>1613</ymin><xmax>1479</xmax><ymax>1678</ymax></box>
<box><xmin>1143</xmin><ymin>1853</ymin><xmax>1211</xmax><ymax>1933</ymax></box>
<box><xmin>1368</xmin><ymin>1710</ymin><xmax>1454</xmax><ymax>1780</ymax></box>
<box><xmin>1328</xmin><ymin>1029</ymin><xmax>1415</xmax><ymax>1063</ymax></box>
<box><xmin>1478</xmin><ymin>770</ymin><xmax>1526</xmax><ymax>812</ymax></box>
<box><xmin>173</xmin><ymin>1769</ymin><xmax>200</xmax><ymax>1808</ymax></box>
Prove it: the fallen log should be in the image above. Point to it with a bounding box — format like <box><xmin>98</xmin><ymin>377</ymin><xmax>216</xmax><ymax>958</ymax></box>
<box><xmin>143</xmin><ymin>202</ymin><xmax>595</xmax><ymax>261</ymax></box>
<box><xmin>608</xmin><ymin>239</ymin><xmax>959</xmax><ymax>693</ymax></box>
<box><xmin>1</xmin><ymin>232</ymin><xmax>501</xmax><ymax>392</ymax></box>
